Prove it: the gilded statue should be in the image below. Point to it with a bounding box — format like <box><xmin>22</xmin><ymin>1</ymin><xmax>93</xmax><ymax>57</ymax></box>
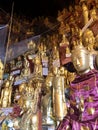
<box><xmin>19</xmin><ymin>80</ymin><xmax>42</xmax><ymax>130</ymax></box>
<box><xmin>82</xmin><ymin>29</ymin><xmax>97</xmax><ymax>69</ymax></box>
<box><xmin>23</xmin><ymin>80</ymin><xmax>34</xmax><ymax>110</ymax></box>
<box><xmin>90</xmin><ymin>8</ymin><xmax>98</xmax><ymax>21</ymax></box>
<box><xmin>52</xmin><ymin>66</ymin><xmax>67</xmax><ymax>122</ymax></box>
<box><xmin>71</xmin><ymin>45</ymin><xmax>91</xmax><ymax>74</ymax></box>
<box><xmin>52</xmin><ymin>45</ymin><xmax>60</xmax><ymax>60</ymax></box>
<box><xmin>0</xmin><ymin>80</ymin><xmax>12</xmax><ymax>108</ymax></box>
<box><xmin>41</xmin><ymin>71</ymin><xmax>55</xmax><ymax>125</ymax></box>
<box><xmin>20</xmin><ymin>108</ymin><xmax>39</xmax><ymax>130</ymax></box>
<box><xmin>33</xmin><ymin>55</ymin><xmax>43</xmax><ymax>77</ymax></box>
<box><xmin>82</xmin><ymin>2</ymin><xmax>89</xmax><ymax>25</ymax></box>
<box><xmin>21</xmin><ymin>54</ymin><xmax>31</xmax><ymax>77</ymax></box>
<box><xmin>57</xmin><ymin>44</ymin><xmax>98</xmax><ymax>130</ymax></box>
<box><xmin>59</xmin><ymin>34</ymin><xmax>69</xmax><ymax>47</ymax></box>
<box><xmin>17</xmin><ymin>82</ymin><xmax>27</xmax><ymax>107</ymax></box>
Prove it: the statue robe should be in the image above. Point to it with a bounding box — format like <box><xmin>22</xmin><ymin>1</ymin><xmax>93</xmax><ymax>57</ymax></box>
<box><xmin>57</xmin><ymin>69</ymin><xmax>98</xmax><ymax>130</ymax></box>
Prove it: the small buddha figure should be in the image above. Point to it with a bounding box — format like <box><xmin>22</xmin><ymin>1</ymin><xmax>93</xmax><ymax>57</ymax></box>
<box><xmin>82</xmin><ymin>2</ymin><xmax>89</xmax><ymax>25</ymax></box>
<box><xmin>59</xmin><ymin>34</ymin><xmax>69</xmax><ymax>47</ymax></box>
<box><xmin>90</xmin><ymin>8</ymin><xmax>98</xmax><ymax>21</ymax></box>
<box><xmin>52</xmin><ymin>45</ymin><xmax>60</xmax><ymax>67</ymax></box>
<box><xmin>82</xmin><ymin>29</ymin><xmax>97</xmax><ymax>69</ymax></box>
<box><xmin>33</xmin><ymin>55</ymin><xmax>43</xmax><ymax>77</ymax></box>
<box><xmin>20</xmin><ymin>79</ymin><xmax>42</xmax><ymax>130</ymax></box>
<box><xmin>18</xmin><ymin>82</ymin><xmax>27</xmax><ymax>107</ymax></box>
<box><xmin>65</xmin><ymin>46</ymin><xmax>71</xmax><ymax>58</ymax></box>
<box><xmin>23</xmin><ymin>79</ymin><xmax>34</xmax><ymax>110</ymax></box>
<box><xmin>41</xmin><ymin>71</ymin><xmax>54</xmax><ymax>125</ymax></box>
<box><xmin>58</xmin><ymin>21</ymin><xmax>66</xmax><ymax>35</ymax></box>
<box><xmin>21</xmin><ymin>54</ymin><xmax>31</xmax><ymax>77</ymax></box>
<box><xmin>82</xmin><ymin>29</ymin><xmax>95</xmax><ymax>52</ymax></box>
<box><xmin>52</xmin><ymin>45</ymin><xmax>60</xmax><ymax>60</ymax></box>
<box><xmin>52</xmin><ymin>66</ymin><xmax>67</xmax><ymax>124</ymax></box>
<box><xmin>0</xmin><ymin>80</ymin><xmax>12</xmax><ymax>108</ymax></box>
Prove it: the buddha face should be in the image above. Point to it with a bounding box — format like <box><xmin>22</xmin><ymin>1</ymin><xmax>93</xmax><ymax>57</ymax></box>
<box><xmin>71</xmin><ymin>45</ymin><xmax>90</xmax><ymax>73</ymax></box>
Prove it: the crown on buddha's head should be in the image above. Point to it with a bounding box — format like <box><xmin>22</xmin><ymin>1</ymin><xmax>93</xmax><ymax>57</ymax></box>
<box><xmin>71</xmin><ymin>44</ymin><xmax>89</xmax><ymax>55</ymax></box>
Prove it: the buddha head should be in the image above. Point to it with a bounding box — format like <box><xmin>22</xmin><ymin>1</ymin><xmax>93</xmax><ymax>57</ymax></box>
<box><xmin>82</xmin><ymin>29</ymin><xmax>95</xmax><ymax>48</ymax></box>
<box><xmin>5</xmin><ymin>80</ymin><xmax>10</xmax><ymax>87</ymax></box>
<box><xmin>71</xmin><ymin>45</ymin><xmax>91</xmax><ymax>74</ymax></box>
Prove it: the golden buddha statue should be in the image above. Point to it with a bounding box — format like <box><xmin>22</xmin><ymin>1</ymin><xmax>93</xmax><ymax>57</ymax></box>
<box><xmin>82</xmin><ymin>29</ymin><xmax>97</xmax><ymax>69</ymax></box>
<box><xmin>19</xmin><ymin>79</ymin><xmax>42</xmax><ymax>130</ymax></box>
<box><xmin>52</xmin><ymin>66</ymin><xmax>67</xmax><ymax>122</ymax></box>
<box><xmin>59</xmin><ymin>34</ymin><xmax>69</xmax><ymax>47</ymax></box>
<box><xmin>41</xmin><ymin>71</ymin><xmax>55</xmax><ymax>125</ymax></box>
<box><xmin>23</xmin><ymin>80</ymin><xmax>34</xmax><ymax>110</ymax></box>
<box><xmin>52</xmin><ymin>45</ymin><xmax>60</xmax><ymax>60</ymax></box>
<box><xmin>33</xmin><ymin>55</ymin><xmax>43</xmax><ymax>77</ymax></box>
<box><xmin>18</xmin><ymin>82</ymin><xmax>27</xmax><ymax>107</ymax></box>
<box><xmin>82</xmin><ymin>2</ymin><xmax>89</xmax><ymax>25</ymax></box>
<box><xmin>0</xmin><ymin>80</ymin><xmax>12</xmax><ymax>108</ymax></box>
<box><xmin>82</xmin><ymin>29</ymin><xmax>95</xmax><ymax>51</ymax></box>
<box><xmin>21</xmin><ymin>54</ymin><xmax>31</xmax><ymax>77</ymax></box>
<box><xmin>90</xmin><ymin>8</ymin><xmax>98</xmax><ymax>21</ymax></box>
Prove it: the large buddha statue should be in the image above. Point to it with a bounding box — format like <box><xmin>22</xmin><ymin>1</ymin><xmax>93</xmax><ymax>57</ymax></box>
<box><xmin>57</xmin><ymin>44</ymin><xmax>98</xmax><ymax>130</ymax></box>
